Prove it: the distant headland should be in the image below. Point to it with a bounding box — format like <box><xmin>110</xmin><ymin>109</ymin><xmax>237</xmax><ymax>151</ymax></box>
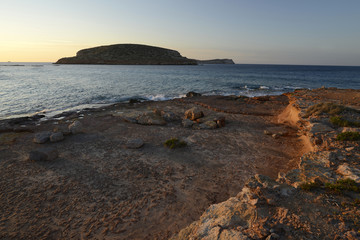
<box><xmin>55</xmin><ymin>44</ymin><xmax>234</xmax><ymax>65</ymax></box>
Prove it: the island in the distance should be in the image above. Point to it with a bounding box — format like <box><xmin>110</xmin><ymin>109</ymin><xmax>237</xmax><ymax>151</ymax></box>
<box><xmin>55</xmin><ymin>44</ymin><xmax>234</xmax><ymax>65</ymax></box>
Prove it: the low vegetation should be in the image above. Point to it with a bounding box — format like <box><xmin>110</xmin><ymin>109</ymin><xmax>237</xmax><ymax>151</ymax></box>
<box><xmin>304</xmin><ymin>102</ymin><xmax>345</xmax><ymax>117</ymax></box>
<box><xmin>336</xmin><ymin>132</ymin><xmax>360</xmax><ymax>141</ymax></box>
<box><xmin>300</xmin><ymin>179</ymin><xmax>360</xmax><ymax>195</ymax></box>
<box><xmin>325</xmin><ymin>179</ymin><xmax>360</xmax><ymax>194</ymax></box>
<box><xmin>299</xmin><ymin>181</ymin><xmax>323</xmax><ymax>191</ymax></box>
<box><xmin>330</xmin><ymin>116</ymin><xmax>360</xmax><ymax>127</ymax></box>
<box><xmin>163</xmin><ymin>138</ymin><xmax>187</xmax><ymax>149</ymax></box>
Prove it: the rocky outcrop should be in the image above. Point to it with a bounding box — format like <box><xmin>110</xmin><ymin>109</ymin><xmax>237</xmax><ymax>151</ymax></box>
<box><xmin>173</xmin><ymin>89</ymin><xmax>360</xmax><ymax>239</ymax></box>
<box><xmin>196</xmin><ymin>59</ymin><xmax>235</xmax><ymax>64</ymax></box>
<box><xmin>55</xmin><ymin>44</ymin><xmax>197</xmax><ymax>65</ymax></box>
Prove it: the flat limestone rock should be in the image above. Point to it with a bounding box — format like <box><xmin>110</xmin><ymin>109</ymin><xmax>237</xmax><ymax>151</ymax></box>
<box><xmin>137</xmin><ymin>112</ymin><xmax>166</xmax><ymax>125</ymax></box>
<box><xmin>126</xmin><ymin>139</ymin><xmax>144</xmax><ymax>149</ymax></box>
<box><xmin>309</xmin><ymin>123</ymin><xmax>334</xmax><ymax>135</ymax></box>
<box><xmin>196</xmin><ymin>121</ymin><xmax>218</xmax><ymax>129</ymax></box>
<box><xmin>337</xmin><ymin>164</ymin><xmax>360</xmax><ymax>183</ymax></box>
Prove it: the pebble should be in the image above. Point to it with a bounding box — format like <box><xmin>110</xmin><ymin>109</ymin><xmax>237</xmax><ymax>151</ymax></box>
<box><xmin>264</xmin><ymin>130</ymin><xmax>272</xmax><ymax>135</ymax></box>
<box><xmin>272</xmin><ymin>134</ymin><xmax>280</xmax><ymax>139</ymax></box>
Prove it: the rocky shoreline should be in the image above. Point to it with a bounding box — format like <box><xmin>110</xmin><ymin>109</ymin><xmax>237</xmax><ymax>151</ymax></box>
<box><xmin>1</xmin><ymin>88</ymin><xmax>359</xmax><ymax>239</ymax></box>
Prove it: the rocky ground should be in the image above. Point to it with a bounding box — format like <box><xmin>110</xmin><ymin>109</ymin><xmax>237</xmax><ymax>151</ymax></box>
<box><xmin>173</xmin><ymin>88</ymin><xmax>360</xmax><ymax>240</ymax></box>
<box><xmin>0</xmin><ymin>88</ymin><xmax>359</xmax><ymax>239</ymax></box>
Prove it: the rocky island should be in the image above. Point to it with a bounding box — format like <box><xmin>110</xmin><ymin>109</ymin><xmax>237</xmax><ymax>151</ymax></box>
<box><xmin>197</xmin><ymin>59</ymin><xmax>235</xmax><ymax>64</ymax></box>
<box><xmin>55</xmin><ymin>44</ymin><xmax>198</xmax><ymax>65</ymax></box>
<box><xmin>55</xmin><ymin>44</ymin><xmax>235</xmax><ymax>65</ymax></box>
<box><xmin>1</xmin><ymin>88</ymin><xmax>359</xmax><ymax>239</ymax></box>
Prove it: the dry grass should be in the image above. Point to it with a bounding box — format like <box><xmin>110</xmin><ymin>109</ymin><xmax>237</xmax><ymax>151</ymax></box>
<box><xmin>304</xmin><ymin>102</ymin><xmax>345</xmax><ymax>118</ymax></box>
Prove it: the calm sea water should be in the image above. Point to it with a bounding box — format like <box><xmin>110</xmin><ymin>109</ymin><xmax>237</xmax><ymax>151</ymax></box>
<box><xmin>1</xmin><ymin>62</ymin><xmax>360</xmax><ymax>119</ymax></box>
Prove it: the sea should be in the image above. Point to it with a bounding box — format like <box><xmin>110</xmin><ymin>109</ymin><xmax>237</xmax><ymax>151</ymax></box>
<box><xmin>1</xmin><ymin>62</ymin><xmax>360</xmax><ymax>120</ymax></box>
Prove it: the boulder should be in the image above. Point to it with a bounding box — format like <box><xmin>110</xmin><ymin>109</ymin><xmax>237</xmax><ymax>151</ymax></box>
<box><xmin>33</xmin><ymin>131</ymin><xmax>52</xmax><ymax>144</ymax></box>
<box><xmin>216</xmin><ymin>116</ymin><xmax>226</xmax><ymax>128</ymax></box>
<box><xmin>68</xmin><ymin>120</ymin><xmax>83</xmax><ymax>134</ymax></box>
<box><xmin>28</xmin><ymin>147</ymin><xmax>58</xmax><ymax>161</ymax></box>
<box><xmin>50</xmin><ymin>132</ymin><xmax>64</xmax><ymax>142</ymax></box>
<box><xmin>126</xmin><ymin>139</ymin><xmax>144</xmax><ymax>149</ymax></box>
<box><xmin>186</xmin><ymin>91</ymin><xmax>202</xmax><ymax>97</ymax></box>
<box><xmin>129</xmin><ymin>98</ymin><xmax>141</xmax><ymax>104</ymax></box>
<box><xmin>184</xmin><ymin>107</ymin><xmax>204</xmax><ymax>120</ymax></box>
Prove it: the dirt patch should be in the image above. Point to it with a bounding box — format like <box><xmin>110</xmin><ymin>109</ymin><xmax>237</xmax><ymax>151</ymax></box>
<box><xmin>0</xmin><ymin>95</ymin><xmax>307</xmax><ymax>239</ymax></box>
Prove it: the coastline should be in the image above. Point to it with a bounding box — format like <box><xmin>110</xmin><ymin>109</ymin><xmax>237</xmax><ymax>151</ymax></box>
<box><xmin>1</xmin><ymin>88</ymin><xmax>360</xmax><ymax>239</ymax></box>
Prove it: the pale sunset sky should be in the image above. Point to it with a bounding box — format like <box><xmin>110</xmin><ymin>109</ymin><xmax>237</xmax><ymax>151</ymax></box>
<box><xmin>1</xmin><ymin>0</ymin><xmax>360</xmax><ymax>65</ymax></box>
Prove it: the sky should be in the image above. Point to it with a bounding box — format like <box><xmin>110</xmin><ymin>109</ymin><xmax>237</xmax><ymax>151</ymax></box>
<box><xmin>1</xmin><ymin>0</ymin><xmax>360</xmax><ymax>65</ymax></box>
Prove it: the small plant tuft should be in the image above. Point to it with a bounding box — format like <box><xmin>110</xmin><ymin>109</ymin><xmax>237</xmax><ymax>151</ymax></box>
<box><xmin>330</xmin><ymin>116</ymin><xmax>360</xmax><ymax>128</ymax></box>
<box><xmin>325</xmin><ymin>179</ymin><xmax>360</xmax><ymax>194</ymax></box>
<box><xmin>299</xmin><ymin>181</ymin><xmax>323</xmax><ymax>191</ymax></box>
<box><xmin>164</xmin><ymin>138</ymin><xmax>187</xmax><ymax>149</ymax></box>
<box><xmin>336</xmin><ymin>132</ymin><xmax>360</xmax><ymax>141</ymax></box>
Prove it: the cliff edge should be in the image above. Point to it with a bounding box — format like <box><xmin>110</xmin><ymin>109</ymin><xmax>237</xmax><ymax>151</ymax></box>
<box><xmin>55</xmin><ymin>44</ymin><xmax>197</xmax><ymax>65</ymax></box>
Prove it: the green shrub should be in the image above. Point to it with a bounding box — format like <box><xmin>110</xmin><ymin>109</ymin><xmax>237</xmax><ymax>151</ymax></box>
<box><xmin>304</xmin><ymin>102</ymin><xmax>345</xmax><ymax>117</ymax></box>
<box><xmin>336</xmin><ymin>132</ymin><xmax>360</xmax><ymax>141</ymax></box>
<box><xmin>164</xmin><ymin>138</ymin><xmax>187</xmax><ymax>149</ymax></box>
<box><xmin>330</xmin><ymin>116</ymin><xmax>360</xmax><ymax>127</ymax></box>
<box><xmin>325</xmin><ymin>179</ymin><xmax>360</xmax><ymax>194</ymax></box>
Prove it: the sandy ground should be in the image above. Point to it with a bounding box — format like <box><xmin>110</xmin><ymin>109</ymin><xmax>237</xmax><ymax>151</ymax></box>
<box><xmin>1</xmin><ymin>95</ymin><xmax>311</xmax><ymax>239</ymax></box>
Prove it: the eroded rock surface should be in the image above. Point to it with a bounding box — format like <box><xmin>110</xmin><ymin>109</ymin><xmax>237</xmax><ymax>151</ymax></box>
<box><xmin>173</xmin><ymin>88</ymin><xmax>360</xmax><ymax>239</ymax></box>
